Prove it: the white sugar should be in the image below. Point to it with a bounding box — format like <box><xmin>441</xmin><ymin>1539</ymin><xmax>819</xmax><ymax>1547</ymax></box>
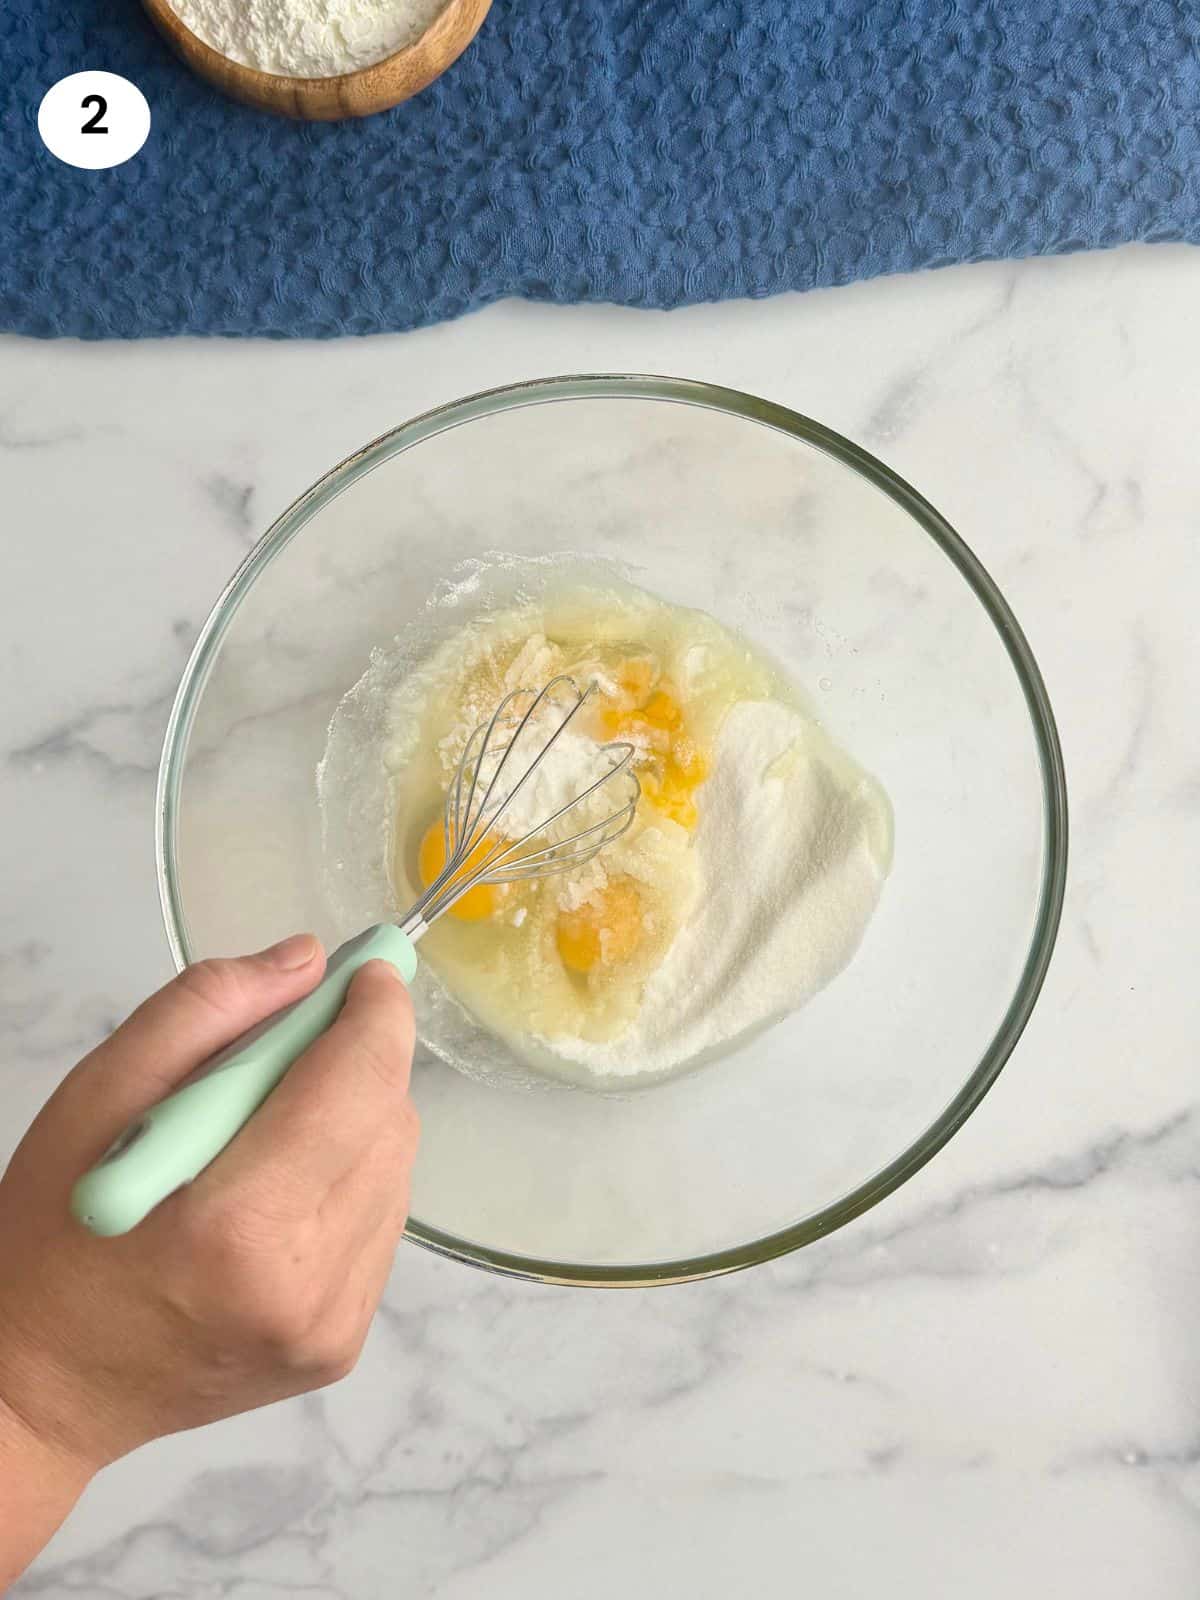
<box><xmin>543</xmin><ymin>699</ymin><xmax>892</xmax><ymax>1078</ymax></box>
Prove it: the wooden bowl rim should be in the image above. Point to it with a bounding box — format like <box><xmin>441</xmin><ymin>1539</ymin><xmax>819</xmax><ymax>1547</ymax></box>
<box><xmin>141</xmin><ymin>0</ymin><xmax>488</xmax><ymax>93</ymax></box>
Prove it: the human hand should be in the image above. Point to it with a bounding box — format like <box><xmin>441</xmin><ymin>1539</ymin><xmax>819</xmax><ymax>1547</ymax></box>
<box><xmin>0</xmin><ymin>935</ymin><xmax>416</xmax><ymax>1519</ymax></box>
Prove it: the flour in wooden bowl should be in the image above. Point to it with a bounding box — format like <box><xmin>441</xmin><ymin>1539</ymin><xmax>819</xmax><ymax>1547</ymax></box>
<box><xmin>169</xmin><ymin>0</ymin><xmax>450</xmax><ymax>76</ymax></box>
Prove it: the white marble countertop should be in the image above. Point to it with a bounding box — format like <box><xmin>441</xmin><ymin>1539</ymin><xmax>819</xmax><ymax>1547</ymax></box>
<box><xmin>3</xmin><ymin>244</ymin><xmax>1199</xmax><ymax>1597</ymax></box>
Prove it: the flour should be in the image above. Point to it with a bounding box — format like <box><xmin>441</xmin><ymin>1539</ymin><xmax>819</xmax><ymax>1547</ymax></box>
<box><xmin>486</xmin><ymin>725</ymin><xmax>619</xmax><ymax>844</ymax></box>
<box><xmin>541</xmin><ymin>699</ymin><xmax>893</xmax><ymax>1078</ymax></box>
<box><xmin>555</xmin><ymin>853</ymin><xmax>609</xmax><ymax>913</ymax></box>
<box><xmin>170</xmin><ymin>0</ymin><xmax>449</xmax><ymax>77</ymax></box>
<box><xmin>436</xmin><ymin>633</ymin><xmax>628</xmax><ymax>856</ymax></box>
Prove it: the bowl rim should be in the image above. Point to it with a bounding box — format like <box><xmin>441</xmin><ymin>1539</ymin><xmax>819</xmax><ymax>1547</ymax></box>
<box><xmin>157</xmin><ymin>372</ymin><xmax>1069</xmax><ymax>1288</ymax></box>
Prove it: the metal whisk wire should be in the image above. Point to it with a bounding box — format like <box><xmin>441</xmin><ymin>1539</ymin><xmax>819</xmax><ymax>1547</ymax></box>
<box><xmin>399</xmin><ymin>675</ymin><xmax>640</xmax><ymax>940</ymax></box>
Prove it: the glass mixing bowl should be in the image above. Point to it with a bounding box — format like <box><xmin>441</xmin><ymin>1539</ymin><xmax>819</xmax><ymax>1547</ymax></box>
<box><xmin>158</xmin><ymin>375</ymin><xmax>1067</xmax><ymax>1286</ymax></box>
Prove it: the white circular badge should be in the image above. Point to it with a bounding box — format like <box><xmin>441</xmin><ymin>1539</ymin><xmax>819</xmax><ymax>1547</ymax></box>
<box><xmin>38</xmin><ymin>72</ymin><xmax>151</xmax><ymax>170</ymax></box>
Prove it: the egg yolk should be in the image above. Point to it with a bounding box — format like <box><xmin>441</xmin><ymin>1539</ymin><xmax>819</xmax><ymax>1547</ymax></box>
<box><xmin>642</xmin><ymin>690</ymin><xmax>682</xmax><ymax>730</ymax></box>
<box><xmin>616</xmin><ymin>656</ymin><xmax>657</xmax><ymax>705</ymax></box>
<box><xmin>418</xmin><ymin>820</ymin><xmax>504</xmax><ymax>922</ymax></box>
<box><xmin>640</xmin><ymin>759</ymin><xmax>702</xmax><ymax>830</ymax></box>
<box><xmin>556</xmin><ymin>878</ymin><xmax>644</xmax><ymax>974</ymax></box>
<box><xmin>670</xmin><ymin>734</ymin><xmax>706</xmax><ymax>784</ymax></box>
<box><xmin>599</xmin><ymin>707</ymin><xmax>671</xmax><ymax>753</ymax></box>
<box><xmin>596</xmin><ymin>664</ymin><xmax>708</xmax><ymax>832</ymax></box>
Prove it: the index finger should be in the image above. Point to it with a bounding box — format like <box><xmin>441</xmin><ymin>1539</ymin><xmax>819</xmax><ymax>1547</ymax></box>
<box><xmin>192</xmin><ymin>961</ymin><xmax>416</xmax><ymax>1204</ymax></box>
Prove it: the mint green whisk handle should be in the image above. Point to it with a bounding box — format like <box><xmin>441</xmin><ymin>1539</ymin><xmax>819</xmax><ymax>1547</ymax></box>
<box><xmin>70</xmin><ymin>924</ymin><xmax>418</xmax><ymax>1239</ymax></box>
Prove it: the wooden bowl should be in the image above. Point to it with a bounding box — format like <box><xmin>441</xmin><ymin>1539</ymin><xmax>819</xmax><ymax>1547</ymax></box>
<box><xmin>142</xmin><ymin>0</ymin><xmax>492</xmax><ymax>119</ymax></box>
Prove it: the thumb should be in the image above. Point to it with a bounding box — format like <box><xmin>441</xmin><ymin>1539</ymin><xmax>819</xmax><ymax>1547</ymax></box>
<box><xmin>31</xmin><ymin>935</ymin><xmax>328</xmax><ymax>1169</ymax></box>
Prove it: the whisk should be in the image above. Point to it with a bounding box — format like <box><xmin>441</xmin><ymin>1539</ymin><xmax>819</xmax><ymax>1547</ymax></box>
<box><xmin>401</xmin><ymin>673</ymin><xmax>638</xmax><ymax>939</ymax></box>
<box><xmin>71</xmin><ymin>676</ymin><xmax>640</xmax><ymax>1237</ymax></box>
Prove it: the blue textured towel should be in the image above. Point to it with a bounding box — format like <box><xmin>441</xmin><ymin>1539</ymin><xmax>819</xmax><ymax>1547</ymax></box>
<box><xmin>4</xmin><ymin>0</ymin><xmax>1199</xmax><ymax>338</ymax></box>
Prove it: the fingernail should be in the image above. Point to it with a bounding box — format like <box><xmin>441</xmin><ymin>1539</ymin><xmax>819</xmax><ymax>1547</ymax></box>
<box><xmin>260</xmin><ymin>933</ymin><xmax>319</xmax><ymax>970</ymax></box>
<box><xmin>362</xmin><ymin>958</ymin><xmax>403</xmax><ymax>983</ymax></box>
